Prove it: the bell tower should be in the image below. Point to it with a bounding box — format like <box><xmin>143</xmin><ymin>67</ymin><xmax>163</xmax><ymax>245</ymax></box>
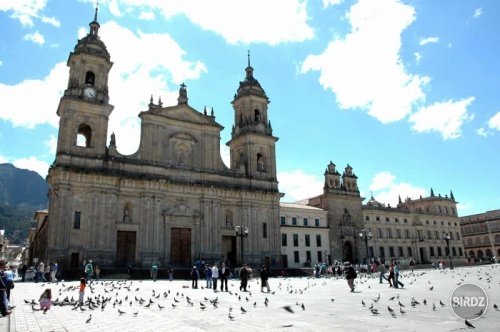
<box><xmin>227</xmin><ymin>52</ymin><xmax>278</xmax><ymax>179</ymax></box>
<box><xmin>55</xmin><ymin>6</ymin><xmax>114</xmax><ymax>163</ymax></box>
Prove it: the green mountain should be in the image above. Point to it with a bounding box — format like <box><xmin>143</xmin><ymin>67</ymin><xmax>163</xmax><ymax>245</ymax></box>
<box><xmin>0</xmin><ymin>163</ymin><xmax>49</xmax><ymax>244</ymax></box>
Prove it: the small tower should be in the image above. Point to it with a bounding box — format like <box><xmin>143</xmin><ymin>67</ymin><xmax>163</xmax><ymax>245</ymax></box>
<box><xmin>55</xmin><ymin>6</ymin><xmax>114</xmax><ymax>160</ymax></box>
<box><xmin>177</xmin><ymin>83</ymin><xmax>188</xmax><ymax>105</ymax></box>
<box><xmin>227</xmin><ymin>52</ymin><xmax>278</xmax><ymax>179</ymax></box>
<box><xmin>324</xmin><ymin>161</ymin><xmax>341</xmax><ymax>191</ymax></box>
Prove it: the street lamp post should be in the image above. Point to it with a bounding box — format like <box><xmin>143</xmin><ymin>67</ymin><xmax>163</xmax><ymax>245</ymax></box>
<box><xmin>235</xmin><ymin>226</ymin><xmax>248</xmax><ymax>266</ymax></box>
<box><xmin>443</xmin><ymin>232</ymin><xmax>454</xmax><ymax>269</ymax></box>
<box><xmin>358</xmin><ymin>229</ymin><xmax>372</xmax><ymax>272</ymax></box>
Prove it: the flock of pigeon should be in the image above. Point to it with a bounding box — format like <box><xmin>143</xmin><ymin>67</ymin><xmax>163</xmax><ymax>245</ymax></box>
<box><xmin>13</xmin><ymin>264</ymin><xmax>499</xmax><ymax>331</ymax></box>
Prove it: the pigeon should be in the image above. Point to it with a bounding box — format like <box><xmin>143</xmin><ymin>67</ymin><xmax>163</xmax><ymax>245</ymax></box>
<box><xmin>118</xmin><ymin>309</ymin><xmax>126</xmax><ymax>315</ymax></box>
<box><xmin>433</xmin><ymin>303</ymin><xmax>436</xmax><ymax>311</ymax></box>
<box><xmin>362</xmin><ymin>300</ymin><xmax>366</xmax><ymax>307</ymax></box>
<box><xmin>86</xmin><ymin>314</ymin><xmax>92</xmax><ymax>323</ymax></box>
<box><xmin>158</xmin><ymin>304</ymin><xmax>164</xmax><ymax>310</ymax></box>
<box><xmin>429</xmin><ymin>286</ymin><xmax>433</xmax><ymax>291</ymax></box>
<box><xmin>388</xmin><ymin>306</ymin><xmax>394</xmax><ymax>313</ymax></box>
<box><xmin>281</xmin><ymin>305</ymin><xmax>294</xmax><ymax>314</ymax></box>
<box><xmin>400</xmin><ymin>308</ymin><xmax>406</xmax><ymax>315</ymax></box>
<box><xmin>465</xmin><ymin>320</ymin><xmax>475</xmax><ymax>328</ymax></box>
<box><xmin>228</xmin><ymin>313</ymin><xmax>235</xmax><ymax>320</ymax></box>
<box><xmin>371</xmin><ymin>309</ymin><xmax>380</xmax><ymax>315</ymax></box>
<box><xmin>399</xmin><ymin>301</ymin><xmax>405</xmax><ymax>307</ymax></box>
<box><xmin>172</xmin><ymin>303</ymin><xmax>177</xmax><ymax>308</ymax></box>
<box><xmin>440</xmin><ymin>300</ymin><xmax>445</xmax><ymax>307</ymax></box>
<box><xmin>494</xmin><ymin>304</ymin><xmax>498</xmax><ymax>310</ymax></box>
<box><xmin>133</xmin><ymin>311</ymin><xmax>138</xmax><ymax>316</ymax></box>
<box><xmin>301</xmin><ymin>303</ymin><xmax>305</xmax><ymax>310</ymax></box>
<box><xmin>241</xmin><ymin>307</ymin><xmax>247</xmax><ymax>314</ymax></box>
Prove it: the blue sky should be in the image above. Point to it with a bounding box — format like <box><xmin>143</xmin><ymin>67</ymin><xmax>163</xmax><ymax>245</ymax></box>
<box><xmin>0</xmin><ymin>0</ymin><xmax>499</xmax><ymax>216</ymax></box>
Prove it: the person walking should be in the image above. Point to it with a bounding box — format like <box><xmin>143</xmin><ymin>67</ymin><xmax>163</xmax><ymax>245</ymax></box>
<box><xmin>190</xmin><ymin>266</ymin><xmax>199</xmax><ymax>289</ymax></box>
<box><xmin>0</xmin><ymin>260</ymin><xmax>12</xmax><ymax>317</ymax></box>
<box><xmin>409</xmin><ymin>259</ymin><xmax>415</xmax><ymax>273</ymax></box>
<box><xmin>260</xmin><ymin>265</ymin><xmax>270</xmax><ymax>292</ymax></box>
<box><xmin>239</xmin><ymin>264</ymin><xmax>250</xmax><ymax>292</ymax></box>
<box><xmin>94</xmin><ymin>266</ymin><xmax>100</xmax><ymax>281</ymax></box>
<box><xmin>20</xmin><ymin>264</ymin><xmax>27</xmax><ymax>282</ymax></box>
<box><xmin>36</xmin><ymin>261</ymin><xmax>45</xmax><ymax>283</ymax></box>
<box><xmin>204</xmin><ymin>264</ymin><xmax>212</xmax><ymax>288</ymax></box>
<box><xmin>150</xmin><ymin>263</ymin><xmax>158</xmax><ymax>282</ymax></box>
<box><xmin>219</xmin><ymin>262</ymin><xmax>230</xmax><ymax>292</ymax></box>
<box><xmin>3</xmin><ymin>266</ymin><xmax>14</xmax><ymax>303</ymax></box>
<box><xmin>85</xmin><ymin>260</ymin><xmax>93</xmax><ymax>284</ymax></box>
<box><xmin>344</xmin><ymin>262</ymin><xmax>357</xmax><ymax>292</ymax></box>
<box><xmin>168</xmin><ymin>265</ymin><xmax>174</xmax><ymax>281</ymax></box>
<box><xmin>211</xmin><ymin>263</ymin><xmax>219</xmax><ymax>291</ymax></box>
<box><xmin>388</xmin><ymin>261</ymin><xmax>395</xmax><ymax>288</ymax></box>
<box><xmin>394</xmin><ymin>261</ymin><xmax>404</xmax><ymax>288</ymax></box>
<box><xmin>50</xmin><ymin>261</ymin><xmax>58</xmax><ymax>283</ymax></box>
<box><xmin>379</xmin><ymin>259</ymin><xmax>388</xmax><ymax>284</ymax></box>
<box><xmin>78</xmin><ymin>277</ymin><xmax>86</xmax><ymax>306</ymax></box>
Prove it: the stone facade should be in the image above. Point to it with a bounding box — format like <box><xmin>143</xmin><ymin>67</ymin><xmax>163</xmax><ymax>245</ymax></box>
<box><xmin>460</xmin><ymin>209</ymin><xmax>500</xmax><ymax>261</ymax></box>
<box><xmin>45</xmin><ymin>13</ymin><xmax>281</xmax><ymax>270</ymax></box>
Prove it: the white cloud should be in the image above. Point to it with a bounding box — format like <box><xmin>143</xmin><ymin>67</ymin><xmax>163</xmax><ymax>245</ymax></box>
<box><xmin>139</xmin><ymin>11</ymin><xmax>155</xmax><ymax>20</ymax></box>
<box><xmin>301</xmin><ymin>0</ymin><xmax>429</xmax><ymax>123</ymax></box>
<box><xmin>41</xmin><ymin>16</ymin><xmax>60</xmax><ymax>27</ymax></box>
<box><xmin>488</xmin><ymin>112</ymin><xmax>500</xmax><ymax>130</ymax></box>
<box><xmin>369</xmin><ymin>171</ymin><xmax>426</xmax><ymax>207</ymax></box>
<box><xmin>409</xmin><ymin>97</ymin><xmax>475</xmax><ymax>139</ymax></box>
<box><xmin>107</xmin><ymin>0</ymin><xmax>314</xmax><ymax>45</ymax></box>
<box><xmin>13</xmin><ymin>156</ymin><xmax>50</xmax><ymax>178</ymax></box>
<box><xmin>0</xmin><ymin>61</ymin><xmax>65</xmax><ymax>128</ymax></box>
<box><xmin>475</xmin><ymin>127</ymin><xmax>488</xmax><ymax>137</ymax></box>
<box><xmin>474</xmin><ymin>8</ymin><xmax>483</xmax><ymax>19</ymax></box>
<box><xmin>323</xmin><ymin>0</ymin><xmax>343</xmax><ymax>8</ymax></box>
<box><xmin>457</xmin><ymin>202</ymin><xmax>472</xmax><ymax>210</ymax></box>
<box><xmin>0</xmin><ymin>0</ymin><xmax>47</xmax><ymax>26</ymax></box>
<box><xmin>45</xmin><ymin>135</ymin><xmax>57</xmax><ymax>155</ymax></box>
<box><xmin>414</xmin><ymin>52</ymin><xmax>422</xmax><ymax>64</ymax></box>
<box><xmin>419</xmin><ymin>37</ymin><xmax>439</xmax><ymax>45</ymax></box>
<box><xmin>0</xmin><ymin>60</ymin><xmax>2</xmax><ymax>66</ymax></box>
<box><xmin>278</xmin><ymin>170</ymin><xmax>323</xmax><ymax>202</ymax></box>
<box><xmin>109</xmin><ymin>0</ymin><xmax>121</xmax><ymax>16</ymax></box>
<box><xmin>0</xmin><ymin>155</ymin><xmax>8</xmax><ymax>163</ymax></box>
<box><xmin>23</xmin><ymin>31</ymin><xmax>45</xmax><ymax>45</ymax></box>
<box><xmin>220</xmin><ymin>145</ymin><xmax>230</xmax><ymax>167</ymax></box>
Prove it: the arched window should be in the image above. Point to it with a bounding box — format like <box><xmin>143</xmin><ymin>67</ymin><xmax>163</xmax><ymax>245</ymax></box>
<box><xmin>467</xmin><ymin>238</ymin><xmax>473</xmax><ymax>246</ymax></box>
<box><xmin>256</xmin><ymin>153</ymin><xmax>265</xmax><ymax>171</ymax></box>
<box><xmin>85</xmin><ymin>71</ymin><xmax>95</xmax><ymax>85</ymax></box>
<box><xmin>76</xmin><ymin>124</ymin><xmax>92</xmax><ymax>147</ymax></box>
<box><xmin>474</xmin><ymin>237</ymin><xmax>481</xmax><ymax>245</ymax></box>
<box><xmin>477</xmin><ymin>250</ymin><xmax>484</xmax><ymax>258</ymax></box>
<box><xmin>495</xmin><ymin>234</ymin><xmax>500</xmax><ymax>244</ymax></box>
<box><xmin>254</xmin><ymin>109</ymin><xmax>261</xmax><ymax>122</ymax></box>
<box><xmin>483</xmin><ymin>236</ymin><xmax>490</xmax><ymax>245</ymax></box>
<box><xmin>486</xmin><ymin>249</ymin><xmax>493</xmax><ymax>257</ymax></box>
<box><xmin>468</xmin><ymin>250</ymin><xmax>475</xmax><ymax>257</ymax></box>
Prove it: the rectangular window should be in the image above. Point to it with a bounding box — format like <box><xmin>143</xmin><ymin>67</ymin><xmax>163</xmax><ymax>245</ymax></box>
<box><xmin>380</xmin><ymin>247</ymin><xmax>385</xmax><ymax>258</ymax></box>
<box><xmin>306</xmin><ymin>251</ymin><xmax>311</xmax><ymax>262</ymax></box>
<box><xmin>430</xmin><ymin>247</ymin><xmax>435</xmax><ymax>257</ymax></box>
<box><xmin>376</xmin><ymin>216</ymin><xmax>380</xmax><ymax>221</ymax></box>
<box><xmin>395</xmin><ymin>218</ymin><xmax>399</xmax><ymax>223</ymax></box>
<box><xmin>427</xmin><ymin>231</ymin><xmax>432</xmax><ymax>240</ymax></box>
<box><xmin>407</xmin><ymin>247</ymin><xmax>413</xmax><ymax>257</ymax></box>
<box><xmin>398</xmin><ymin>247</ymin><xmax>404</xmax><ymax>257</ymax></box>
<box><xmin>450</xmin><ymin>232</ymin><xmax>453</xmax><ymax>240</ymax></box>
<box><xmin>74</xmin><ymin>211</ymin><xmax>81</xmax><ymax>229</ymax></box>
<box><xmin>389</xmin><ymin>247</ymin><xmax>395</xmax><ymax>257</ymax></box>
<box><xmin>435</xmin><ymin>231</ymin><xmax>439</xmax><ymax>240</ymax></box>
<box><xmin>404</xmin><ymin>219</ymin><xmax>407</xmax><ymax>223</ymax></box>
<box><xmin>294</xmin><ymin>251</ymin><xmax>300</xmax><ymax>263</ymax></box>
<box><xmin>293</xmin><ymin>234</ymin><xmax>299</xmax><ymax>247</ymax></box>
<box><xmin>452</xmin><ymin>247</ymin><xmax>456</xmax><ymax>256</ymax></box>
<box><xmin>378</xmin><ymin>228</ymin><xmax>383</xmax><ymax>238</ymax></box>
<box><xmin>316</xmin><ymin>234</ymin><xmax>322</xmax><ymax>247</ymax></box>
<box><xmin>305</xmin><ymin>234</ymin><xmax>311</xmax><ymax>247</ymax></box>
<box><xmin>459</xmin><ymin>247</ymin><xmax>463</xmax><ymax>256</ymax></box>
<box><xmin>262</xmin><ymin>223</ymin><xmax>267</xmax><ymax>238</ymax></box>
<box><xmin>365</xmin><ymin>216</ymin><xmax>370</xmax><ymax>221</ymax></box>
<box><xmin>396</xmin><ymin>229</ymin><xmax>401</xmax><ymax>238</ymax></box>
<box><xmin>280</xmin><ymin>216</ymin><xmax>286</xmax><ymax>225</ymax></box>
<box><xmin>317</xmin><ymin>251</ymin><xmax>322</xmax><ymax>262</ymax></box>
<box><xmin>303</xmin><ymin>218</ymin><xmax>308</xmax><ymax>226</ymax></box>
<box><xmin>281</xmin><ymin>234</ymin><xmax>287</xmax><ymax>246</ymax></box>
<box><xmin>437</xmin><ymin>247</ymin><xmax>442</xmax><ymax>256</ymax></box>
<box><xmin>406</xmin><ymin>230</ymin><xmax>410</xmax><ymax>239</ymax></box>
<box><xmin>386</xmin><ymin>217</ymin><xmax>390</xmax><ymax>222</ymax></box>
<box><xmin>387</xmin><ymin>229</ymin><xmax>392</xmax><ymax>238</ymax></box>
<box><xmin>456</xmin><ymin>232</ymin><xmax>460</xmax><ymax>240</ymax></box>
<box><xmin>315</xmin><ymin>218</ymin><xmax>320</xmax><ymax>227</ymax></box>
<box><xmin>292</xmin><ymin>217</ymin><xmax>297</xmax><ymax>226</ymax></box>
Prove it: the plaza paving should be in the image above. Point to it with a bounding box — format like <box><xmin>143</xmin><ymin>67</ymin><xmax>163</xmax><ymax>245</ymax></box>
<box><xmin>2</xmin><ymin>265</ymin><xmax>500</xmax><ymax>331</ymax></box>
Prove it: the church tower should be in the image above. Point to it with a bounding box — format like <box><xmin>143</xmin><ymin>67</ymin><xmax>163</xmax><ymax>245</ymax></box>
<box><xmin>55</xmin><ymin>6</ymin><xmax>114</xmax><ymax>163</ymax></box>
<box><xmin>227</xmin><ymin>52</ymin><xmax>278</xmax><ymax>180</ymax></box>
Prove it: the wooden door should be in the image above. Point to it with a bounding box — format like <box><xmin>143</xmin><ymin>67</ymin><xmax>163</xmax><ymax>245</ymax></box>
<box><xmin>170</xmin><ymin>228</ymin><xmax>191</xmax><ymax>267</ymax></box>
<box><xmin>116</xmin><ymin>231</ymin><xmax>136</xmax><ymax>267</ymax></box>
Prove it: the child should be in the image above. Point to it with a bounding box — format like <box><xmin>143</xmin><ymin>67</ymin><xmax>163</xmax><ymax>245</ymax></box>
<box><xmin>39</xmin><ymin>288</ymin><xmax>52</xmax><ymax>312</ymax></box>
<box><xmin>78</xmin><ymin>277</ymin><xmax>86</xmax><ymax>306</ymax></box>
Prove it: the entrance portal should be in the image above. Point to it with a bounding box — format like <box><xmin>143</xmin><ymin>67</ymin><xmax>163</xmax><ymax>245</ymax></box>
<box><xmin>343</xmin><ymin>241</ymin><xmax>353</xmax><ymax>263</ymax></box>
<box><xmin>116</xmin><ymin>231</ymin><xmax>136</xmax><ymax>267</ymax></box>
<box><xmin>171</xmin><ymin>228</ymin><xmax>191</xmax><ymax>267</ymax></box>
<box><xmin>222</xmin><ymin>236</ymin><xmax>236</xmax><ymax>268</ymax></box>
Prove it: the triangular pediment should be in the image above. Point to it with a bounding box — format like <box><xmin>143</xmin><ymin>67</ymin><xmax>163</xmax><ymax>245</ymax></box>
<box><xmin>157</xmin><ymin>104</ymin><xmax>213</xmax><ymax>125</ymax></box>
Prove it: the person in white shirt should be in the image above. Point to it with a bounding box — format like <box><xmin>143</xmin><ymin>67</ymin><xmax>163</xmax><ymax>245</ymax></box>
<box><xmin>211</xmin><ymin>263</ymin><xmax>219</xmax><ymax>291</ymax></box>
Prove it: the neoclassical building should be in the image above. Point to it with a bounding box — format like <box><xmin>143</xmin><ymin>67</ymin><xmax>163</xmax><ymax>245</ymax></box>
<box><xmin>45</xmin><ymin>11</ymin><xmax>281</xmax><ymax>270</ymax></box>
<box><xmin>460</xmin><ymin>209</ymin><xmax>500</xmax><ymax>261</ymax></box>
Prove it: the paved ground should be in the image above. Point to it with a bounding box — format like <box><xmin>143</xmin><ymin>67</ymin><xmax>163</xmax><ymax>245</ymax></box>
<box><xmin>2</xmin><ymin>265</ymin><xmax>500</xmax><ymax>331</ymax></box>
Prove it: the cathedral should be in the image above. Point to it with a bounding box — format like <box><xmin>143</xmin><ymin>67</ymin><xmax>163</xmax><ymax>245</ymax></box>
<box><xmin>45</xmin><ymin>10</ymin><xmax>281</xmax><ymax>270</ymax></box>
